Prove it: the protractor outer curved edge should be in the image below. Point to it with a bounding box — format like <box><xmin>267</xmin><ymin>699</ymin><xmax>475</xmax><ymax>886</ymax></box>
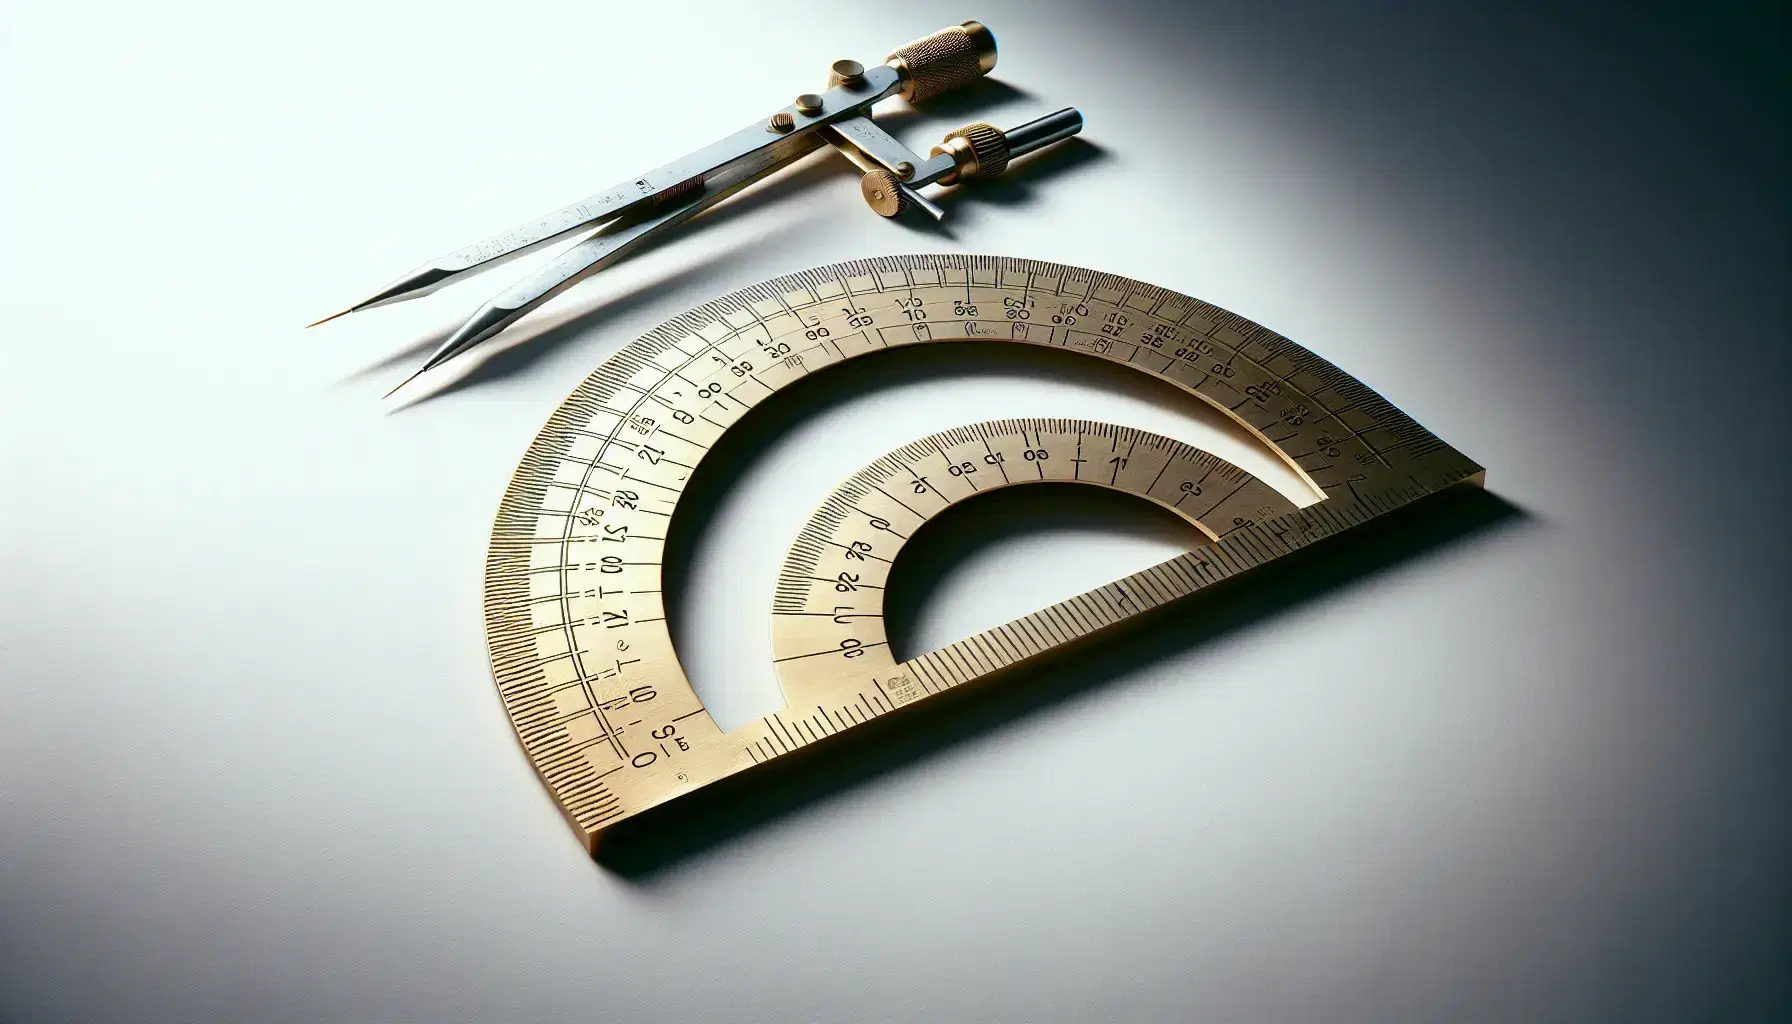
<box><xmin>481</xmin><ymin>253</ymin><xmax>1485</xmax><ymax>854</ymax></box>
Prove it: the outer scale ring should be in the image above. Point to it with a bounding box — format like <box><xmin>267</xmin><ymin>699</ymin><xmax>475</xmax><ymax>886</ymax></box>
<box><xmin>482</xmin><ymin>254</ymin><xmax>1482</xmax><ymax>852</ymax></box>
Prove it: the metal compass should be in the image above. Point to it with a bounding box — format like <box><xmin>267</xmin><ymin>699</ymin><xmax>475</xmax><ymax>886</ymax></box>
<box><xmin>308</xmin><ymin>22</ymin><xmax>1085</xmax><ymax>396</ymax></box>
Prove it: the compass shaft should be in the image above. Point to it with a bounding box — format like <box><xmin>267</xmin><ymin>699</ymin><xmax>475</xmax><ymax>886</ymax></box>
<box><xmin>419</xmin><ymin>131</ymin><xmax>826</xmax><ymax>377</ymax></box>
<box><xmin>327</xmin><ymin>66</ymin><xmax>903</xmax><ymax>323</ymax></box>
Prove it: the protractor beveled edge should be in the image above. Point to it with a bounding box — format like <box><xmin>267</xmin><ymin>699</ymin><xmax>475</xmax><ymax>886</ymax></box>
<box><xmin>481</xmin><ymin>253</ymin><xmax>1485</xmax><ymax>852</ymax></box>
<box><xmin>769</xmin><ymin>417</ymin><xmax>1300</xmax><ymax>704</ymax></box>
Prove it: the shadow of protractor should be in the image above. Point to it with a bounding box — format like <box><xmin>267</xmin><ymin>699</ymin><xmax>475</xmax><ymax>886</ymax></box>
<box><xmin>603</xmin><ymin>486</ymin><xmax>1528</xmax><ymax>880</ymax></box>
<box><xmin>603</xmin><ymin>344</ymin><xmax>1532</xmax><ymax>879</ymax></box>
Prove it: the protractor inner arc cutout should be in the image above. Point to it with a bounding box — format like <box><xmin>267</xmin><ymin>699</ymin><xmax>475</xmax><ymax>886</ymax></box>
<box><xmin>483</xmin><ymin>254</ymin><xmax>1484</xmax><ymax>853</ymax></box>
<box><xmin>770</xmin><ymin>418</ymin><xmax>1299</xmax><ymax>704</ymax></box>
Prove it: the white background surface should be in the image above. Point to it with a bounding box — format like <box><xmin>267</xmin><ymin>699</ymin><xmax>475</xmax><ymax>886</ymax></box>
<box><xmin>4</xmin><ymin>2</ymin><xmax>1786</xmax><ymax>1021</ymax></box>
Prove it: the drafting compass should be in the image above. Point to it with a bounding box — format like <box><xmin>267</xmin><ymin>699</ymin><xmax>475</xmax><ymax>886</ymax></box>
<box><xmin>484</xmin><ymin>255</ymin><xmax>1486</xmax><ymax>854</ymax></box>
<box><xmin>308</xmin><ymin>21</ymin><xmax>1085</xmax><ymax>395</ymax></box>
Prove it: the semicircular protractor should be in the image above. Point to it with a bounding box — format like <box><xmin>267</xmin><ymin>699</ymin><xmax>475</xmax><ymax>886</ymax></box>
<box><xmin>482</xmin><ymin>254</ymin><xmax>1483</xmax><ymax>853</ymax></box>
<box><xmin>769</xmin><ymin>418</ymin><xmax>1298</xmax><ymax>704</ymax></box>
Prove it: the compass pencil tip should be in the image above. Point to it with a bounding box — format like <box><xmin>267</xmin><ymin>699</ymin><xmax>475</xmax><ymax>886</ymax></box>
<box><xmin>382</xmin><ymin>366</ymin><xmax>428</xmax><ymax>400</ymax></box>
<box><xmin>306</xmin><ymin>307</ymin><xmax>354</xmax><ymax>328</ymax></box>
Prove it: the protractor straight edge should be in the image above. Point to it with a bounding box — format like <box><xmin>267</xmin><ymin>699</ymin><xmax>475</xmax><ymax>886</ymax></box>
<box><xmin>482</xmin><ymin>253</ymin><xmax>1484</xmax><ymax>854</ymax></box>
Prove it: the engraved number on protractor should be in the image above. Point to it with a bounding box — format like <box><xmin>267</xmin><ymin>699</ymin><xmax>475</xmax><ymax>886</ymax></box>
<box><xmin>769</xmin><ymin>419</ymin><xmax>1297</xmax><ymax>703</ymax></box>
<box><xmin>483</xmin><ymin>254</ymin><xmax>1484</xmax><ymax>853</ymax></box>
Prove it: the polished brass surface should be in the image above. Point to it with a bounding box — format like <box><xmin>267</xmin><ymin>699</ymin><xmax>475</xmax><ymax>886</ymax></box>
<box><xmin>794</xmin><ymin>93</ymin><xmax>824</xmax><ymax>116</ymax></box>
<box><xmin>960</xmin><ymin>19</ymin><xmax>997</xmax><ymax>74</ymax></box>
<box><xmin>770</xmin><ymin>420</ymin><xmax>1298</xmax><ymax>701</ymax></box>
<box><xmin>933</xmin><ymin>121</ymin><xmax>1009</xmax><ymax>183</ymax></box>
<box><xmin>886</xmin><ymin>21</ymin><xmax>996</xmax><ymax>102</ymax></box>
<box><xmin>858</xmin><ymin>169</ymin><xmax>910</xmax><ymax>216</ymax></box>
<box><xmin>483</xmin><ymin>254</ymin><xmax>1483</xmax><ymax>853</ymax></box>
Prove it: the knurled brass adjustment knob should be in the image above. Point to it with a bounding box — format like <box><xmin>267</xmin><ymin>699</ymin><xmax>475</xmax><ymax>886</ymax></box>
<box><xmin>932</xmin><ymin>122</ymin><xmax>1011</xmax><ymax>184</ymax></box>
<box><xmin>860</xmin><ymin>169</ymin><xmax>910</xmax><ymax>218</ymax></box>
<box><xmin>885</xmin><ymin>20</ymin><xmax>997</xmax><ymax>103</ymax></box>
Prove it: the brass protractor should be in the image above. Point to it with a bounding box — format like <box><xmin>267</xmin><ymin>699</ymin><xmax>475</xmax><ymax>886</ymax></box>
<box><xmin>483</xmin><ymin>254</ymin><xmax>1483</xmax><ymax>853</ymax></box>
<box><xmin>770</xmin><ymin>418</ymin><xmax>1298</xmax><ymax>704</ymax></box>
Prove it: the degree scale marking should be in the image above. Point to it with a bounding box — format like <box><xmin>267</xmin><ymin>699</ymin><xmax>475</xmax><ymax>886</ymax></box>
<box><xmin>767</xmin><ymin>418</ymin><xmax>1299</xmax><ymax>704</ymax></box>
<box><xmin>484</xmin><ymin>254</ymin><xmax>1483</xmax><ymax>852</ymax></box>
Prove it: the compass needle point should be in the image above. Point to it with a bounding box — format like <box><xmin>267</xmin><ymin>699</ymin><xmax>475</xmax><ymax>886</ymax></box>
<box><xmin>382</xmin><ymin>366</ymin><xmax>428</xmax><ymax>399</ymax></box>
<box><xmin>305</xmin><ymin>308</ymin><xmax>355</xmax><ymax>329</ymax></box>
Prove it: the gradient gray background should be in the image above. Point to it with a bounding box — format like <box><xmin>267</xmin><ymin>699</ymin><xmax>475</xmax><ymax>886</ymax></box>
<box><xmin>3</xmin><ymin>1</ymin><xmax>1786</xmax><ymax>1021</ymax></box>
